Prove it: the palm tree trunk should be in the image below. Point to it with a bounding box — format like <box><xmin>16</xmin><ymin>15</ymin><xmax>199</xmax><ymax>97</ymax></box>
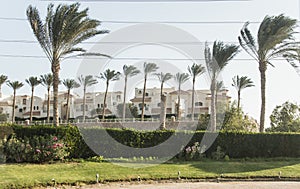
<box><xmin>30</xmin><ymin>88</ymin><xmax>34</xmax><ymax>122</ymax></box>
<box><xmin>191</xmin><ymin>78</ymin><xmax>195</xmax><ymax>121</ymax></box>
<box><xmin>66</xmin><ymin>89</ymin><xmax>70</xmax><ymax>122</ymax></box>
<box><xmin>122</xmin><ymin>77</ymin><xmax>127</xmax><ymax>122</ymax></box>
<box><xmin>52</xmin><ymin>62</ymin><xmax>60</xmax><ymax>126</ymax></box>
<box><xmin>47</xmin><ymin>86</ymin><xmax>50</xmax><ymax>123</ymax></box>
<box><xmin>0</xmin><ymin>85</ymin><xmax>2</xmax><ymax>98</ymax></box>
<box><xmin>259</xmin><ymin>64</ymin><xmax>267</xmax><ymax>132</ymax></box>
<box><xmin>12</xmin><ymin>90</ymin><xmax>16</xmax><ymax>123</ymax></box>
<box><xmin>177</xmin><ymin>86</ymin><xmax>181</xmax><ymax>121</ymax></box>
<box><xmin>160</xmin><ymin>94</ymin><xmax>167</xmax><ymax>130</ymax></box>
<box><xmin>141</xmin><ymin>76</ymin><xmax>147</xmax><ymax>121</ymax></box>
<box><xmin>210</xmin><ymin>78</ymin><xmax>217</xmax><ymax>132</ymax></box>
<box><xmin>102</xmin><ymin>81</ymin><xmax>109</xmax><ymax>121</ymax></box>
<box><xmin>83</xmin><ymin>88</ymin><xmax>86</xmax><ymax>122</ymax></box>
<box><xmin>237</xmin><ymin>90</ymin><xmax>241</xmax><ymax>110</ymax></box>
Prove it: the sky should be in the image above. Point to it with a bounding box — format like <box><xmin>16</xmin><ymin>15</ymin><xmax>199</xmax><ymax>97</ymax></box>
<box><xmin>0</xmin><ymin>0</ymin><xmax>300</xmax><ymax>127</ymax></box>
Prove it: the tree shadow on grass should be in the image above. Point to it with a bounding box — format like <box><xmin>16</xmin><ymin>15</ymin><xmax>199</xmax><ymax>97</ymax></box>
<box><xmin>189</xmin><ymin>159</ymin><xmax>300</xmax><ymax>175</ymax></box>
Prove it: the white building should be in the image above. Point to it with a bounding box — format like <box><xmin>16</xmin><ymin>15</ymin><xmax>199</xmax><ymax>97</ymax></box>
<box><xmin>130</xmin><ymin>87</ymin><xmax>231</xmax><ymax>118</ymax></box>
<box><xmin>0</xmin><ymin>87</ymin><xmax>231</xmax><ymax>121</ymax></box>
<box><xmin>73</xmin><ymin>91</ymin><xmax>123</xmax><ymax>119</ymax></box>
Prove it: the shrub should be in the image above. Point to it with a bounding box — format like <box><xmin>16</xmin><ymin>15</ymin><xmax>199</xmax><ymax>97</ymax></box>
<box><xmin>211</xmin><ymin>146</ymin><xmax>225</xmax><ymax>160</ymax></box>
<box><xmin>3</xmin><ymin>134</ymin><xmax>68</xmax><ymax>163</ymax></box>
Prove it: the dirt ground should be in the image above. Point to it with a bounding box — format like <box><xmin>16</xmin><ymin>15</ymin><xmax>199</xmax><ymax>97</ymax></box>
<box><xmin>61</xmin><ymin>181</ymin><xmax>300</xmax><ymax>189</ymax></box>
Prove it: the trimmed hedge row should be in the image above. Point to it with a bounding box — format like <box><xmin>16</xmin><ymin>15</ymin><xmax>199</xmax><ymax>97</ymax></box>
<box><xmin>3</xmin><ymin>125</ymin><xmax>300</xmax><ymax>159</ymax></box>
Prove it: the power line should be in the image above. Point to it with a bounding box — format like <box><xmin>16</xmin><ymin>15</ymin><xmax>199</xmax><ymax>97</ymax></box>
<box><xmin>0</xmin><ymin>53</ymin><xmax>287</xmax><ymax>61</ymax></box>
<box><xmin>0</xmin><ymin>17</ymin><xmax>262</xmax><ymax>24</ymax></box>
<box><xmin>0</xmin><ymin>39</ymin><xmax>240</xmax><ymax>44</ymax></box>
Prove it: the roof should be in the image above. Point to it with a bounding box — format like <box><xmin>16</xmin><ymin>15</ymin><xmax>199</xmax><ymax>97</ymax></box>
<box><xmin>23</xmin><ymin>111</ymin><xmax>41</xmax><ymax>116</ymax></box>
<box><xmin>130</xmin><ymin>97</ymin><xmax>151</xmax><ymax>103</ymax></box>
<box><xmin>169</xmin><ymin>90</ymin><xmax>190</xmax><ymax>95</ymax></box>
<box><xmin>0</xmin><ymin>101</ymin><xmax>10</xmax><ymax>106</ymax></box>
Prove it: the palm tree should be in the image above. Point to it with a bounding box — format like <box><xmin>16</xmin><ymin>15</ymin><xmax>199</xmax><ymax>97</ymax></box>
<box><xmin>174</xmin><ymin>73</ymin><xmax>190</xmax><ymax>120</ymax></box>
<box><xmin>188</xmin><ymin>63</ymin><xmax>205</xmax><ymax>121</ymax></box>
<box><xmin>63</xmin><ymin>79</ymin><xmax>80</xmax><ymax>122</ymax></box>
<box><xmin>7</xmin><ymin>81</ymin><xmax>24</xmax><ymax>122</ymax></box>
<box><xmin>122</xmin><ymin>65</ymin><xmax>140</xmax><ymax>121</ymax></box>
<box><xmin>25</xmin><ymin>77</ymin><xmax>41</xmax><ymax>122</ymax></box>
<box><xmin>98</xmin><ymin>69</ymin><xmax>121</xmax><ymax>121</ymax></box>
<box><xmin>141</xmin><ymin>62</ymin><xmax>159</xmax><ymax>121</ymax></box>
<box><xmin>27</xmin><ymin>3</ymin><xmax>108</xmax><ymax>126</ymax></box>
<box><xmin>154</xmin><ymin>72</ymin><xmax>173</xmax><ymax>129</ymax></box>
<box><xmin>205</xmin><ymin>41</ymin><xmax>239</xmax><ymax>132</ymax></box>
<box><xmin>40</xmin><ymin>73</ymin><xmax>53</xmax><ymax>123</ymax></box>
<box><xmin>232</xmin><ymin>75</ymin><xmax>254</xmax><ymax>109</ymax></box>
<box><xmin>77</xmin><ymin>75</ymin><xmax>98</xmax><ymax>122</ymax></box>
<box><xmin>238</xmin><ymin>14</ymin><xmax>297</xmax><ymax>132</ymax></box>
<box><xmin>215</xmin><ymin>80</ymin><xmax>225</xmax><ymax>108</ymax></box>
<box><xmin>0</xmin><ymin>75</ymin><xmax>8</xmax><ymax>98</ymax></box>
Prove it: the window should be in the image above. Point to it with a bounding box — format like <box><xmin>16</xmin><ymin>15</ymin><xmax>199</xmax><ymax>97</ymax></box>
<box><xmin>157</xmin><ymin>103</ymin><xmax>161</xmax><ymax>107</ymax></box>
<box><xmin>138</xmin><ymin>103</ymin><xmax>143</xmax><ymax>110</ymax></box>
<box><xmin>36</xmin><ymin>106</ymin><xmax>39</xmax><ymax>110</ymax></box>
<box><xmin>145</xmin><ymin>92</ymin><xmax>149</xmax><ymax>97</ymax></box>
<box><xmin>116</xmin><ymin>95</ymin><xmax>121</xmax><ymax>101</ymax></box>
<box><xmin>97</xmin><ymin>104</ymin><xmax>100</xmax><ymax>108</ymax></box>
<box><xmin>138</xmin><ymin>90</ymin><xmax>142</xmax><ymax>94</ymax></box>
<box><xmin>195</xmin><ymin>102</ymin><xmax>203</xmax><ymax>107</ymax></box>
<box><xmin>33</xmin><ymin>106</ymin><xmax>36</xmax><ymax>110</ymax></box>
<box><xmin>101</xmin><ymin>104</ymin><xmax>104</xmax><ymax>108</ymax></box>
<box><xmin>19</xmin><ymin>108</ymin><xmax>22</xmax><ymax>113</ymax></box>
<box><xmin>22</xmin><ymin>99</ymin><xmax>26</xmax><ymax>105</ymax></box>
<box><xmin>23</xmin><ymin>107</ymin><xmax>26</xmax><ymax>111</ymax></box>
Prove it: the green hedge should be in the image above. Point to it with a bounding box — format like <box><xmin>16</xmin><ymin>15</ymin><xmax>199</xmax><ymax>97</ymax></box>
<box><xmin>0</xmin><ymin>125</ymin><xmax>13</xmax><ymax>140</ymax></box>
<box><xmin>4</xmin><ymin>125</ymin><xmax>300</xmax><ymax>159</ymax></box>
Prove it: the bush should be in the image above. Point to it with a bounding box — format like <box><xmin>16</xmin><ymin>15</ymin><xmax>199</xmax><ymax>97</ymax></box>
<box><xmin>4</xmin><ymin>134</ymin><xmax>69</xmax><ymax>163</ymax></box>
<box><xmin>2</xmin><ymin>124</ymin><xmax>300</xmax><ymax>161</ymax></box>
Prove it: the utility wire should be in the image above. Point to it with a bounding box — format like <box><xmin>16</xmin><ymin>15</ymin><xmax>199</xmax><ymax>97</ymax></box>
<box><xmin>0</xmin><ymin>54</ymin><xmax>287</xmax><ymax>61</ymax></box>
<box><xmin>0</xmin><ymin>17</ymin><xmax>262</xmax><ymax>24</ymax></box>
<box><xmin>0</xmin><ymin>39</ymin><xmax>240</xmax><ymax>44</ymax></box>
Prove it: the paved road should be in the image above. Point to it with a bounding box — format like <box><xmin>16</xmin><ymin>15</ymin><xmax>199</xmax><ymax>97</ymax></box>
<box><xmin>65</xmin><ymin>182</ymin><xmax>300</xmax><ymax>189</ymax></box>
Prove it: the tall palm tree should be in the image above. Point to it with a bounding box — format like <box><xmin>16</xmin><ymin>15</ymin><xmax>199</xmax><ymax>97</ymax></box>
<box><xmin>0</xmin><ymin>75</ymin><xmax>8</xmax><ymax>98</ymax></box>
<box><xmin>174</xmin><ymin>73</ymin><xmax>190</xmax><ymax>120</ymax></box>
<box><xmin>77</xmin><ymin>75</ymin><xmax>98</xmax><ymax>122</ymax></box>
<box><xmin>232</xmin><ymin>75</ymin><xmax>254</xmax><ymax>109</ymax></box>
<box><xmin>7</xmin><ymin>81</ymin><xmax>24</xmax><ymax>122</ymax></box>
<box><xmin>122</xmin><ymin>65</ymin><xmax>140</xmax><ymax>121</ymax></box>
<box><xmin>27</xmin><ymin>3</ymin><xmax>108</xmax><ymax>126</ymax></box>
<box><xmin>98</xmin><ymin>69</ymin><xmax>120</xmax><ymax>121</ymax></box>
<box><xmin>25</xmin><ymin>77</ymin><xmax>41</xmax><ymax>122</ymax></box>
<box><xmin>205</xmin><ymin>41</ymin><xmax>239</xmax><ymax>132</ymax></box>
<box><xmin>238</xmin><ymin>14</ymin><xmax>297</xmax><ymax>132</ymax></box>
<box><xmin>63</xmin><ymin>79</ymin><xmax>80</xmax><ymax>122</ymax></box>
<box><xmin>40</xmin><ymin>73</ymin><xmax>53</xmax><ymax>123</ymax></box>
<box><xmin>188</xmin><ymin>63</ymin><xmax>205</xmax><ymax>121</ymax></box>
<box><xmin>154</xmin><ymin>72</ymin><xmax>173</xmax><ymax>129</ymax></box>
<box><xmin>141</xmin><ymin>62</ymin><xmax>159</xmax><ymax>121</ymax></box>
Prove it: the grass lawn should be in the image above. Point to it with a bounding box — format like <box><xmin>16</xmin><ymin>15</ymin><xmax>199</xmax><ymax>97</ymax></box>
<box><xmin>1</xmin><ymin>159</ymin><xmax>300</xmax><ymax>188</ymax></box>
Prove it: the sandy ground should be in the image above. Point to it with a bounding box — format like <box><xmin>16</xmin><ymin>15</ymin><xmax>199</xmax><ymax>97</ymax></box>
<box><xmin>61</xmin><ymin>181</ymin><xmax>300</xmax><ymax>189</ymax></box>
